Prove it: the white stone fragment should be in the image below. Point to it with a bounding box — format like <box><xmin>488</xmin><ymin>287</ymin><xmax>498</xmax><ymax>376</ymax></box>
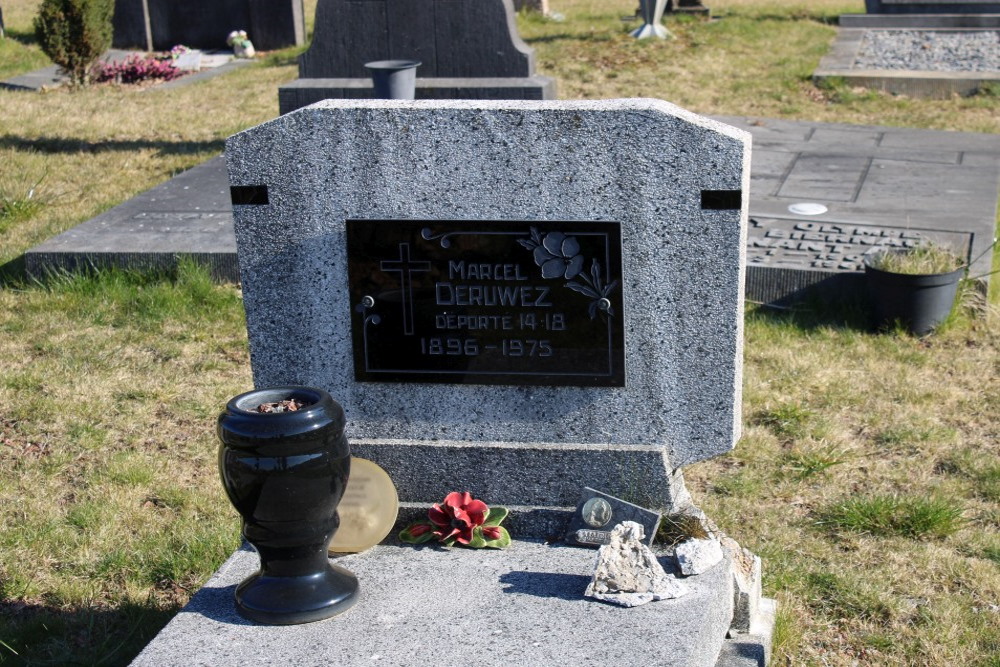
<box><xmin>585</xmin><ymin>521</ymin><xmax>688</xmax><ymax>608</ymax></box>
<box><xmin>675</xmin><ymin>537</ymin><xmax>724</xmax><ymax>576</ymax></box>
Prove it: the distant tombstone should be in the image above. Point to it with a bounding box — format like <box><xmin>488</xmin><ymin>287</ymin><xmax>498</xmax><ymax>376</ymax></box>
<box><xmin>865</xmin><ymin>0</ymin><xmax>1000</xmax><ymax>13</ymax></box>
<box><xmin>278</xmin><ymin>0</ymin><xmax>555</xmax><ymax>114</ymax></box>
<box><xmin>112</xmin><ymin>0</ymin><xmax>305</xmax><ymax>52</ymax></box>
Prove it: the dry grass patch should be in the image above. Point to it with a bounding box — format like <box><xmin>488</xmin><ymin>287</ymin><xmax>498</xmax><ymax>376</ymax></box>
<box><xmin>0</xmin><ymin>263</ymin><xmax>250</xmax><ymax>663</ymax></box>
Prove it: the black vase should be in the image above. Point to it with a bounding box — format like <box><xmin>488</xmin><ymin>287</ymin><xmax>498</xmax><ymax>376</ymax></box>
<box><xmin>218</xmin><ymin>386</ymin><xmax>359</xmax><ymax>624</ymax></box>
<box><xmin>864</xmin><ymin>256</ymin><xmax>963</xmax><ymax>336</ymax></box>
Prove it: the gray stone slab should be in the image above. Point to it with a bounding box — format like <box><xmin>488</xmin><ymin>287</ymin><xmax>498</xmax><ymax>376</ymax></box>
<box><xmin>226</xmin><ymin>99</ymin><xmax>749</xmax><ymax>473</ymax></box>
<box><xmin>777</xmin><ymin>155</ymin><xmax>871</xmax><ymax>202</ymax></box>
<box><xmin>129</xmin><ymin>540</ymin><xmax>770</xmax><ymax>667</ymax></box>
<box><xmin>24</xmin><ymin>156</ymin><xmax>238</xmax><ymax>281</ymax></box>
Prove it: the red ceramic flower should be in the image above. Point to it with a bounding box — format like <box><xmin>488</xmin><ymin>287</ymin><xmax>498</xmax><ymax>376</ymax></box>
<box><xmin>481</xmin><ymin>525</ymin><xmax>502</xmax><ymax>541</ymax></box>
<box><xmin>428</xmin><ymin>491</ymin><xmax>489</xmax><ymax>545</ymax></box>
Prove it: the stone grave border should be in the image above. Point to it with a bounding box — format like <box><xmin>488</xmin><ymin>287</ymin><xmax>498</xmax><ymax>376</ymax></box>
<box><xmin>814</xmin><ymin>15</ymin><xmax>1000</xmax><ymax>98</ymax></box>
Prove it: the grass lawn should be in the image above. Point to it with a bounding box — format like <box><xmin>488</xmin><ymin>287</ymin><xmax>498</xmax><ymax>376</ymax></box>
<box><xmin>1</xmin><ymin>0</ymin><xmax>999</xmax><ymax>664</ymax></box>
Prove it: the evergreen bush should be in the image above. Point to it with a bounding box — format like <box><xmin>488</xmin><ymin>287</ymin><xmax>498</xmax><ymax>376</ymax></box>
<box><xmin>33</xmin><ymin>0</ymin><xmax>114</xmax><ymax>85</ymax></box>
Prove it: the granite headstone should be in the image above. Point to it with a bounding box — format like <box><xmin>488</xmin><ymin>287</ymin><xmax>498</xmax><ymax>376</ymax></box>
<box><xmin>226</xmin><ymin>99</ymin><xmax>750</xmax><ymax>517</ymax></box>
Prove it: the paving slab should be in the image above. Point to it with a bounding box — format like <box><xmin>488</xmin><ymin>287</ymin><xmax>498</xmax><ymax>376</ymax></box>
<box><xmin>129</xmin><ymin>540</ymin><xmax>772</xmax><ymax>667</ymax></box>
<box><xmin>24</xmin><ymin>116</ymin><xmax>1000</xmax><ymax>304</ymax></box>
<box><xmin>815</xmin><ymin>15</ymin><xmax>1000</xmax><ymax>98</ymax></box>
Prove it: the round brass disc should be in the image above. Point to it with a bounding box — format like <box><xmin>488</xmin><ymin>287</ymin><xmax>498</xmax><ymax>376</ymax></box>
<box><xmin>329</xmin><ymin>457</ymin><xmax>399</xmax><ymax>553</ymax></box>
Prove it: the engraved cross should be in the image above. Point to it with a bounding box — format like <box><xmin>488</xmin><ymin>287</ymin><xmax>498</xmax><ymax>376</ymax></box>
<box><xmin>380</xmin><ymin>243</ymin><xmax>431</xmax><ymax>336</ymax></box>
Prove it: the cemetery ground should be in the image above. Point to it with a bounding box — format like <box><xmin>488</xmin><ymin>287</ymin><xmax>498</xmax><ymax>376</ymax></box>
<box><xmin>0</xmin><ymin>0</ymin><xmax>998</xmax><ymax>664</ymax></box>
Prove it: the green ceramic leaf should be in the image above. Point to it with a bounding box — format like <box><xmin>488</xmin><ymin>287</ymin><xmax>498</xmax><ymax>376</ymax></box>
<box><xmin>483</xmin><ymin>526</ymin><xmax>512</xmax><ymax>549</ymax></box>
<box><xmin>483</xmin><ymin>507</ymin><xmax>509</xmax><ymax>526</ymax></box>
<box><xmin>398</xmin><ymin>522</ymin><xmax>436</xmax><ymax>544</ymax></box>
<box><xmin>467</xmin><ymin>527</ymin><xmax>488</xmax><ymax>548</ymax></box>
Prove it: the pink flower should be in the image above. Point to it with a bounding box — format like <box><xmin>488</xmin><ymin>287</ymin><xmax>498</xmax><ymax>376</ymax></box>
<box><xmin>482</xmin><ymin>526</ymin><xmax>502</xmax><ymax>541</ymax></box>
<box><xmin>428</xmin><ymin>491</ymin><xmax>488</xmax><ymax>545</ymax></box>
<box><xmin>408</xmin><ymin>523</ymin><xmax>433</xmax><ymax>538</ymax></box>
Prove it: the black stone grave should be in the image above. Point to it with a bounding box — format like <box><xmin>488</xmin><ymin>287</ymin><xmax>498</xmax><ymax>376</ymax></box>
<box><xmin>278</xmin><ymin>0</ymin><xmax>555</xmax><ymax>114</ymax></box>
<box><xmin>112</xmin><ymin>0</ymin><xmax>306</xmax><ymax>52</ymax></box>
<box><xmin>864</xmin><ymin>0</ymin><xmax>1000</xmax><ymax>13</ymax></box>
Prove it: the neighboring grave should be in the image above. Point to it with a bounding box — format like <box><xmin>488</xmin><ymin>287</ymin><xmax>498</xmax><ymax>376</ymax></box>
<box><xmin>864</xmin><ymin>0</ymin><xmax>1000</xmax><ymax>13</ymax></box>
<box><xmin>129</xmin><ymin>98</ymin><xmax>773</xmax><ymax>667</ymax></box>
<box><xmin>278</xmin><ymin>0</ymin><xmax>555</xmax><ymax>114</ymax></box>
<box><xmin>112</xmin><ymin>0</ymin><xmax>305</xmax><ymax>52</ymax></box>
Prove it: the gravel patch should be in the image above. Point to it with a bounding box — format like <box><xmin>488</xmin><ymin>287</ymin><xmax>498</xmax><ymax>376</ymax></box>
<box><xmin>853</xmin><ymin>30</ymin><xmax>1000</xmax><ymax>72</ymax></box>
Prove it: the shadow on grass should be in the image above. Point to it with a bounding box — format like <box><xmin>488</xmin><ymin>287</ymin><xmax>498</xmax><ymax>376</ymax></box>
<box><xmin>749</xmin><ymin>290</ymin><xmax>872</xmax><ymax>333</ymax></box>
<box><xmin>0</xmin><ymin>135</ymin><xmax>225</xmax><ymax>157</ymax></box>
<box><xmin>1</xmin><ymin>28</ymin><xmax>40</xmax><ymax>47</ymax></box>
<box><xmin>0</xmin><ymin>256</ymin><xmax>25</xmax><ymax>288</ymax></box>
<box><xmin>522</xmin><ymin>32</ymin><xmax>617</xmax><ymax>44</ymax></box>
<box><xmin>0</xmin><ymin>598</ymin><xmax>177</xmax><ymax>666</ymax></box>
<box><xmin>717</xmin><ymin>11</ymin><xmax>841</xmax><ymax>25</ymax></box>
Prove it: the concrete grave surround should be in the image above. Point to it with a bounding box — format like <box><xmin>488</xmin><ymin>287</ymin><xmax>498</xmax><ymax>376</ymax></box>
<box><xmin>226</xmin><ymin>99</ymin><xmax>750</xmax><ymax>489</ymax></box>
<box><xmin>130</xmin><ymin>542</ymin><xmax>775</xmax><ymax>667</ymax></box>
<box><xmin>278</xmin><ymin>0</ymin><xmax>555</xmax><ymax>113</ymax></box>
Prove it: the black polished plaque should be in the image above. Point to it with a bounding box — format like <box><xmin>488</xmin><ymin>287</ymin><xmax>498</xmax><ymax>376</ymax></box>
<box><xmin>346</xmin><ymin>220</ymin><xmax>625</xmax><ymax>387</ymax></box>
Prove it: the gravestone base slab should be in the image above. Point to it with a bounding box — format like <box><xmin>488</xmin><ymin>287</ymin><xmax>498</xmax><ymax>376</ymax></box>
<box><xmin>278</xmin><ymin>76</ymin><xmax>557</xmax><ymax>114</ymax></box>
<box><xmin>130</xmin><ymin>540</ymin><xmax>774</xmax><ymax>667</ymax></box>
<box><xmin>351</xmin><ymin>439</ymin><xmax>693</xmax><ymax>530</ymax></box>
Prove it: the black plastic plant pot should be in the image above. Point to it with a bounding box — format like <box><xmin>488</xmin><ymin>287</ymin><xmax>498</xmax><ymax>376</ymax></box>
<box><xmin>218</xmin><ymin>386</ymin><xmax>359</xmax><ymax>625</ymax></box>
<box><xmin>864</xmin><ymin>255</ymin><xmax>964</xmax><ymax>336</ymax></box>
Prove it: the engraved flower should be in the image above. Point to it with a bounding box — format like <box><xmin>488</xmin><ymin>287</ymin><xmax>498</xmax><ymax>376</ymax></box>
<box><xmin>428</xmin><ymin>491</ymin><xmax>489</xmax><ymax>545</ymax></box>
<box><xmin>533</xmin><ymin>232</ymin><xmax>585</xmax><ymax>280</ymax></box>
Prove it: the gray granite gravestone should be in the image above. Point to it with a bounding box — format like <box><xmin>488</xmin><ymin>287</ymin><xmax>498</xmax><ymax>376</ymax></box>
<box><xmin>864</xmin><ymin>0</ymin><xmax>1000</xmax><ymax>13</ymax></box>
<box><xmin>278</xmin><ymin>0</ymin><xmax>555</xmax><ymax>114</ymax></box>
<box><xmin>112</xmin><ymin>0</ymin><xmax>305</xmax><ymax>52</ymax></box>
<box><xmin>129</xmin><ymin>98</ymin><xmax>773</xmax><ymax>667</ymax></box>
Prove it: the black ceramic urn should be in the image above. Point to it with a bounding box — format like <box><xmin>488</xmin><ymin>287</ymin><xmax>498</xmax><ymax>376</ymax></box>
<box><xmin>218</xmin><ymin>386</ymin><xmax>359</xmax><ymax>624</ymax></box>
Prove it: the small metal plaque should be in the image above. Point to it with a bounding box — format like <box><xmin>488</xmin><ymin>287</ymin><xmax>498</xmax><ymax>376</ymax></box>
<box><xmin>565</xmin><ymin>487</ymin><xmax>662</xmax><ymax>547</ymax></box>
<box><xmin>346</xmin><ymin>220</ymin><xmax>625</xmax><ymax>387</ymax></box>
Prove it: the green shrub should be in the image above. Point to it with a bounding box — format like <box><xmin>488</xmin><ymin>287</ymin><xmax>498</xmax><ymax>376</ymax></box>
<box><xmin>33</xmin><ymin>0</ymin><xmax>113</xmax><ymax>85</ymax></box>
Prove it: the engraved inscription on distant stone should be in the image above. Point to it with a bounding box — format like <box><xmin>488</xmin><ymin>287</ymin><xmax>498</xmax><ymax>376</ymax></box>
<box><xmin>747</xmin><ymin>218</ymin><xmax>972</xmax><ymax>271</ymax></box>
